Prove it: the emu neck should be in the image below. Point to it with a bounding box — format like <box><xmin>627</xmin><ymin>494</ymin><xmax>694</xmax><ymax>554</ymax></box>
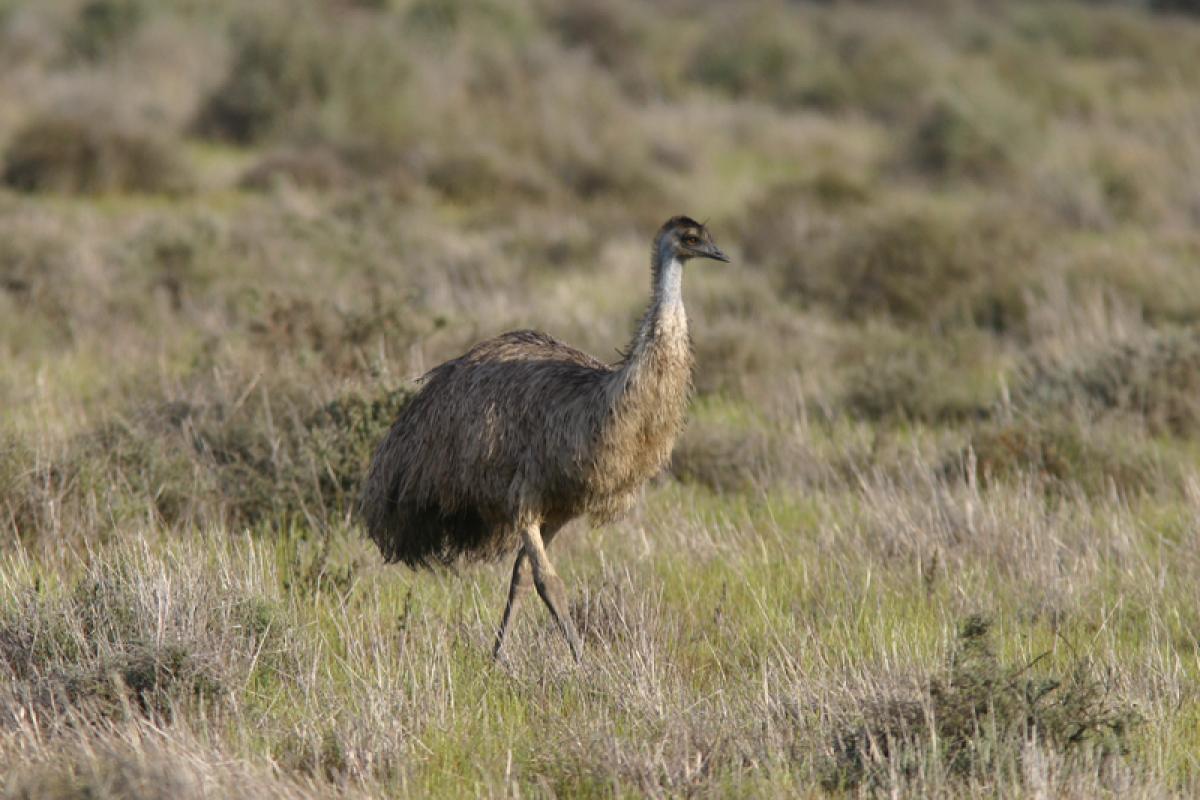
<box><xmin>614</xmin><ymin>240</ymin><xmax>692</xmax><ymax>398</ymax></box>
<box><xmin>632</xmin><ymin>240</ymin><xmax>688</xmax><ymax>359</ymax></box>
<box><xmin>588</xmin><ymin>239</ymin><xmax>693</xmax><ymax>497</ymax></box>
<box><xmin>584</xmin><ymin>236</ymin><xmax>694</xmax><ymax>505</ymax></box>
<box><xmin>653</xmin><ymin>251</ymin><xmax>684</xmax><ymax>312</ymax></box>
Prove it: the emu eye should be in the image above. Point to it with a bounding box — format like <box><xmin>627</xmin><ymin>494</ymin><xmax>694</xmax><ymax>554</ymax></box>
<box><xmin>684</xmin><ymin>235</ymin><xmax>700</xmax><ymax>246</ymax></box>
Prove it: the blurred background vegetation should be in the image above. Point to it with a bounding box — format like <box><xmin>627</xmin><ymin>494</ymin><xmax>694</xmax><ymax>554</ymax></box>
<box><xmin>1</xmin><ymin>0</ymin><xmax>1200</xmax><ymax>796</ymax></box>
<box><xmin>3</xmin><ymin>0</ymin><xmax>1200</xmax><ymax>525</ymax></box>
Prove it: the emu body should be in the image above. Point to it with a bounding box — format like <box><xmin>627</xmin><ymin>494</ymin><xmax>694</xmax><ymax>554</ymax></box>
<box><xmin>360</xmin><ymin>217</ymin><xmax>729</xmax><ymax>661</ymax></box>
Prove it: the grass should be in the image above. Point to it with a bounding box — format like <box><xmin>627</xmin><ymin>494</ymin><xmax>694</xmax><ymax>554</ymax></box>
<box><xmin>2</xmin><ymin>0</ymin><xmax>1200</xmax><ymax>796</ymax></box>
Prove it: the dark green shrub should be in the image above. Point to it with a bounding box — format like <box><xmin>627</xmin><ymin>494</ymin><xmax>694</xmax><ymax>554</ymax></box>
<box><xmin>136</xmin><ymin>384</ymin><xmax>411</xmax><ymax>527</ymax></box>
<box><xmin>1151</xmin><ymin>0</ymin><xmax>1200</xmax><ymax>12</ymax></box>
<box><xmin>808</xmin><ymin>168</ymin><xmax>872</xmax><ymax>208</ymax></box>
<box><xmin>4</xmin><ymin>383</ymin><xmax>413</xmax><ymax>539</ymax></box>
<box><xmin>195</xmin><ymin>11</ymin><xmax>413</xmax><ymax>148</ymax></box>
<box><xmin>62</xmin><ymin>642</ymin><xmax>224</xmax><ymax>719</ymax></box>
<box><xmin>0</xmin><ymin>436</ymin><xmax>40</xmax><ymax>538</ymax></box>
<box><xmin>3</xmin><ymin>115</ymin><xmax>190</xmax><ymax>195</ymax></box>
<box><xmin>68</xmin><ymin>0</ymin><xmax>145</xmax><ymax>62</ymax></box>
<box><xmin>827</xmin><ymin>616</ymin><xmax>1138</xmax><ymax>790</ymax></box>
<box><xmin>0</xmin><ymin>572</ymin><xmax>228</xmax><ymax>724</ymax></box>
<box><xmin>908</xmin><ymin>84</ymin><xmax>1036</xmax><ymax>181</ymax></box>
<box><xmin>193</xmin><ymin>19</ymin><xmax>332</xmax><ymax>145</ymax></box>
<box><xmin>690</xmin><ymin>316</ymin><xmax>803</xmax><ymax>399</ymax></box>
<box><xmin>841</xmin><ymin>329</ymin><xmax>1001</xmax><ymax>424</ymax></box>
<box><xmin>405</xmin><ymin>0</ymin><xmax>464</xmax><ymax>32</ymax></box>
<box><xmin>784</xmin><ymin>202</ymin><xmax>1036</xmax><ymax>332</ymax></box>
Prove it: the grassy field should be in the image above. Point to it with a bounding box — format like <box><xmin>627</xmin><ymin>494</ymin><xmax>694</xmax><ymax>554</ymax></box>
<box><xmin>2</xmin><ymin>0</ymin><xmax>1200</xmax><ymax>796</ymax></box>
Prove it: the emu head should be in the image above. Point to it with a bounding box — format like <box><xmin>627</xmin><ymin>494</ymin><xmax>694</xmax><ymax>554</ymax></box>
<box><xmin>656</xmin><ymin>216</ymin><xmax>730</xmax><ymax>264</ymax></box>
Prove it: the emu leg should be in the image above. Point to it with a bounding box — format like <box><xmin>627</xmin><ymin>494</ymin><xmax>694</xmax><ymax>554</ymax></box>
<box><xmin>522</xmin><ymin>523</ymin><xmax>583</xmax><ymax>663</ymax></box>
<box><xmin>492</xmin><ymin>547</ymin><xmax>531</xmax><ymax>661</ymax></box>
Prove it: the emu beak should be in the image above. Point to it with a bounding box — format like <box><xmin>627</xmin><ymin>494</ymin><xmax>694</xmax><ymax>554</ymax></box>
<box><xmin>706</xmin><ymin>245</ymin><xmax>730</xmax><ymax>263</ymax></box>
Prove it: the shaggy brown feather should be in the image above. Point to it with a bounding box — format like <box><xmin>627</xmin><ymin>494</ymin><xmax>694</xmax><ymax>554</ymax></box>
<box><xmin>360</xmin><ymin>217</ymin><xmax>726</xmax><ymax>569</ymax></box>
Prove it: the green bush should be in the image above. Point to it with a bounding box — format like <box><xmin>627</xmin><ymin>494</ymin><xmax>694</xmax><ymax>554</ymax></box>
<box><xmin>827</xmin><ymin>616</ymin><xmax>1138</xmax><ymax>791</ymax></box>
<box><xmin>1015</xmin><ymin>327</ymin><xmax>1200</xmax><ymax>438</ymax></box>
<box><xmin>0</xmin><ymin>223</ymin><xmax>74</xmax><ymax>336</ymax></box>
<box><xmin>2</xmin><ymin>115</ymin><xmax>191</xmax><ymax>195</ymax></box>
<box><xmin>0</xmin><ymin>572</ymin><xmax>228</xmax><ymax>724</ymax></box>
<box><xmin>136</xmin><ymin>384</ymin><xmax>413</xmax><ymax>527</ymax></box>
<box><xmin>547</xmin><ymin>0</ymin><xmax>661</xmax><ymax>98</ymax></box>
<box><xmin>67</xmin><ymin>0</ymin><xmax>145</xmax><ymax>62</ymax></box>
<box><xmin>670</xmin><ymin>424</ymin><xmax>778</xmax><ymax>493</ymax></box>
<box><xmin>783</xmin><ymin>201</ymin><xmax>1036</xmax><ymax>332</ymax></box>
<box><xmin>194</xmin><ymin>11</ymin><xmax>411</xmax><ymax>147</ymax></box>
<box><xmin>686</xmin><ymin>8</ymin><xmax>822</xmax><ymax>108</ymax></box>
<box><xmin>687</xmin><ymin>6</ymin><xmax>935</xmax><ymax>119</ymax></box>
<box><xmin>908</xmin><ymin>83</ymin><xmax>1036</xmax><ymax>181</ymax></box>
<box><xmin>840</xmin><ymin>329</ymin><xmax>1002</xmax><ymax>424</ymax></box>
<box><xmin>3</xmin><ymin>384</ymin><xmax>413</xmax><ymax>538</ymax></box>
<box><xmin>124</xmin><ymin>218</ymin><xmax>222</xmax><ymax>313</ymax></box>
<box><xmin>53</xmin><ymin>642</ymin><xmax>224</xmax><ymax>720</ymax></box>
<box><xmin>193</xmin><ymin>18</ymin><xmax>331</xmax><ymax>145</ymax></box>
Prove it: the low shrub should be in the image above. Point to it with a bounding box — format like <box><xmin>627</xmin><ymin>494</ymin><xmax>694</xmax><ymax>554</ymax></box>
<box><xmin>956</xmin><ymin>416</ymin><xmax>1164</xmax><ymax>496</ymax></box>
<box><xmin>735</xmin><ymin>175</ymin><xmax>871</xmax><ymax>267</ymax></box>
<box><xmin>826</xmin><ymin>616</ymin><xmax>1139</xmax><ymax>791</ymax></box>
<box><xmin>67</xmin><ymin>0</ymin><xmax>145</xmax><ymax>62</ymax></box>
<box><xmin>688</xmin><ymin>277</ymin><xmax>816</xmax><ymax>399</ymax></box>
<box><xmin>194</xmin><ymin>11</ymin><xmax>411</xmax><ymax>147</ymax></box>
<box><xmin>686</xmin><ymin>6</ymin><xmax>936</xmax><ymax>120</ymax></box>
<box><xmin>1014</xmin><ymin>327</ymin><xmax>1200</xmax><ymax>438</ymax></box>
<box><xmin>732</xmin><ymin>180</ymin><xmax>837</xmax><ymax>274</ymax></box>
<box><xmin>670</xmin><ymin>400</ymin><xmax>823</xmax><ymax>492</ymax></box>
<box><xmin>0</xmin><ymin>222</ymin><xmax>75</xmax><ymax>332</ymax></box>
<box><xmin>36</xmin><ymin>642</ymin><xmax>224</xmax><ymax>721</ymax></box>
<box><xmin>192</xmin><ymin>17</ymin><xmax>331</xmax><ymax>145</ymax></box>
<box><xmin>685</xmin><ymin>7</ymin><xmax>824</xmax><ymax>109</ymax></box>
<box><xmin>782</xmin><ymin>200</ymin><xmax>1037</xmax><ymax>332</ymax></box>
<box><xmin>2</xmin><ymin>384</ymin><xmax>413</xmax><ymax>539</ymax></box>
<box><xmin>546</xmin><ymin>0</ymin><xmax>662</xmax><ymax>99</ymax></box>
<box><xmin>840</xmin><ymin>329</ymin><xmax>1002</xmax><ymax>424</ymax></box>
<box><xmin>2</xmin><ymin>115</ymin><xmax>191</xmax><ymax>195</ymax></box>
<box><xmin>670</xmin><ymin>424</ymin><xmax>780</xmax><ymax>493</ymax></box>
<box><xmin>3</xmin><ymin>733</ymin><xmax>299</xmax><ymax>800</ymax></box>
<box><xmin>123</xmin><ymin>217</ymin><xmax>223</xmax><ymax>314</ymax></box>
<box><xmin>907</xmin><ymin>81</ymin><xmax>1037</xmax><ymax>181</ymax></box>
<box><xmin>0</xmin><ymin>571</ymin><xmax>232</xmax><ymax>725</ymax></box>
<box><xmin>423</xmin><ymin>147</ymin><xmax>548</xmax><ymax>203</ymax></box>
<box><xmin>158</xmin><ymin>384</ymin><xmax>412</xmax><ymax>527</ymax></box>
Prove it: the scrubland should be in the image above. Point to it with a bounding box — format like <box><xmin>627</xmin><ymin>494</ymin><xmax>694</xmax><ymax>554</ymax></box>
<box><xmin>2</xmin><ymin>0</ymin><xmax>1200</xmax><ymax>796</ymax></box>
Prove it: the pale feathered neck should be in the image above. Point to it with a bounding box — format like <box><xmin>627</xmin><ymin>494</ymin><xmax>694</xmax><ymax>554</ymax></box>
<box><xmin>621</xmin><ymin>236</ymin><xmax>688</xmax><ymax>368</ymax></box>
<box><xmin>650</xmin><ymin>237</ymin><xmax>684</xmax><ymax>311</ymax></box>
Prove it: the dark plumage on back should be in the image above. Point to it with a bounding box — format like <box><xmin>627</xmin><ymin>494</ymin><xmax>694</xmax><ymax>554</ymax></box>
<box><xmin>361</xmin><ymin>330</ymin><xmax>613</xmax><ymax>567</ymax></box>
<box><xmin>359</xmin><ymin>216</ymin><xmax>730</xmax><ymax>661</ymax></box>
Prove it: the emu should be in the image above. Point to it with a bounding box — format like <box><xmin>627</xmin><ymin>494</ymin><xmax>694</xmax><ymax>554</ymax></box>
<box><xmin>360</xmin><ymin>216</ymin><xmax>729</xmax><ymax>662</ymax></box>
